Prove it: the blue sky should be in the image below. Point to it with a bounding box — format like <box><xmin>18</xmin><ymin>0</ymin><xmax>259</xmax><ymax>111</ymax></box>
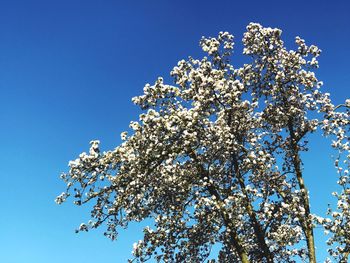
<box><xmin>0</xmin><ymin>0</ymin><xmax>349</xmax><ymax>262</ymax></box>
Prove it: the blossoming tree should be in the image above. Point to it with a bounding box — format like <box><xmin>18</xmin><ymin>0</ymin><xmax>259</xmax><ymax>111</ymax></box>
<box><xmin>56</xmin><ymin>23</ymin><xmax>350</xmax><ymax>263</ymax></box>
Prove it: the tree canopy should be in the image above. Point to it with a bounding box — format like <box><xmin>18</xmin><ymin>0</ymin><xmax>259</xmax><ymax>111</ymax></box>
<box><xmin>56</xmin><ymin>23</ymin><xmax>350</xmax><ymax>262</ymax></box>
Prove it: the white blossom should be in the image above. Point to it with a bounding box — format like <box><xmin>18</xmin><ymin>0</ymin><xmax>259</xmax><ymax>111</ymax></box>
<box><xmin>56</xmin><ymin>23</ymin><xmax>350</xmax><ymax>263</ymax></box>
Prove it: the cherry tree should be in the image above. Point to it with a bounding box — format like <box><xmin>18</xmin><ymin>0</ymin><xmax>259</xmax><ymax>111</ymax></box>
<box><xmin>56</xmin><ymin>23</ymin><xmax>350</xmax><ymax>263</ymax></box>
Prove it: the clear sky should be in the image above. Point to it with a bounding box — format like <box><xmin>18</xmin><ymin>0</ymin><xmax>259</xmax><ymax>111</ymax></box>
<box><xmin>0</xmin><ymin>0</ymin><xmax>349</xmax><ymax>262</ymax></box>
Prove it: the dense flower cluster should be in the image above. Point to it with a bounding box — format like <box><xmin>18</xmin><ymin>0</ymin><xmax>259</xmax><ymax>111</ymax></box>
<box><xmin>56</xmin><ymin>23</ymin><xmax>350</xmax><ymax>262</ymax></box>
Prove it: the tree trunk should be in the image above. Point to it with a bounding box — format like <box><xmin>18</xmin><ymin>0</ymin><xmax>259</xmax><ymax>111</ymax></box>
<box><xmin>288</xmin><ymin>121</ymin><xmax>316</xmax><ymax>263</ymax></box>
